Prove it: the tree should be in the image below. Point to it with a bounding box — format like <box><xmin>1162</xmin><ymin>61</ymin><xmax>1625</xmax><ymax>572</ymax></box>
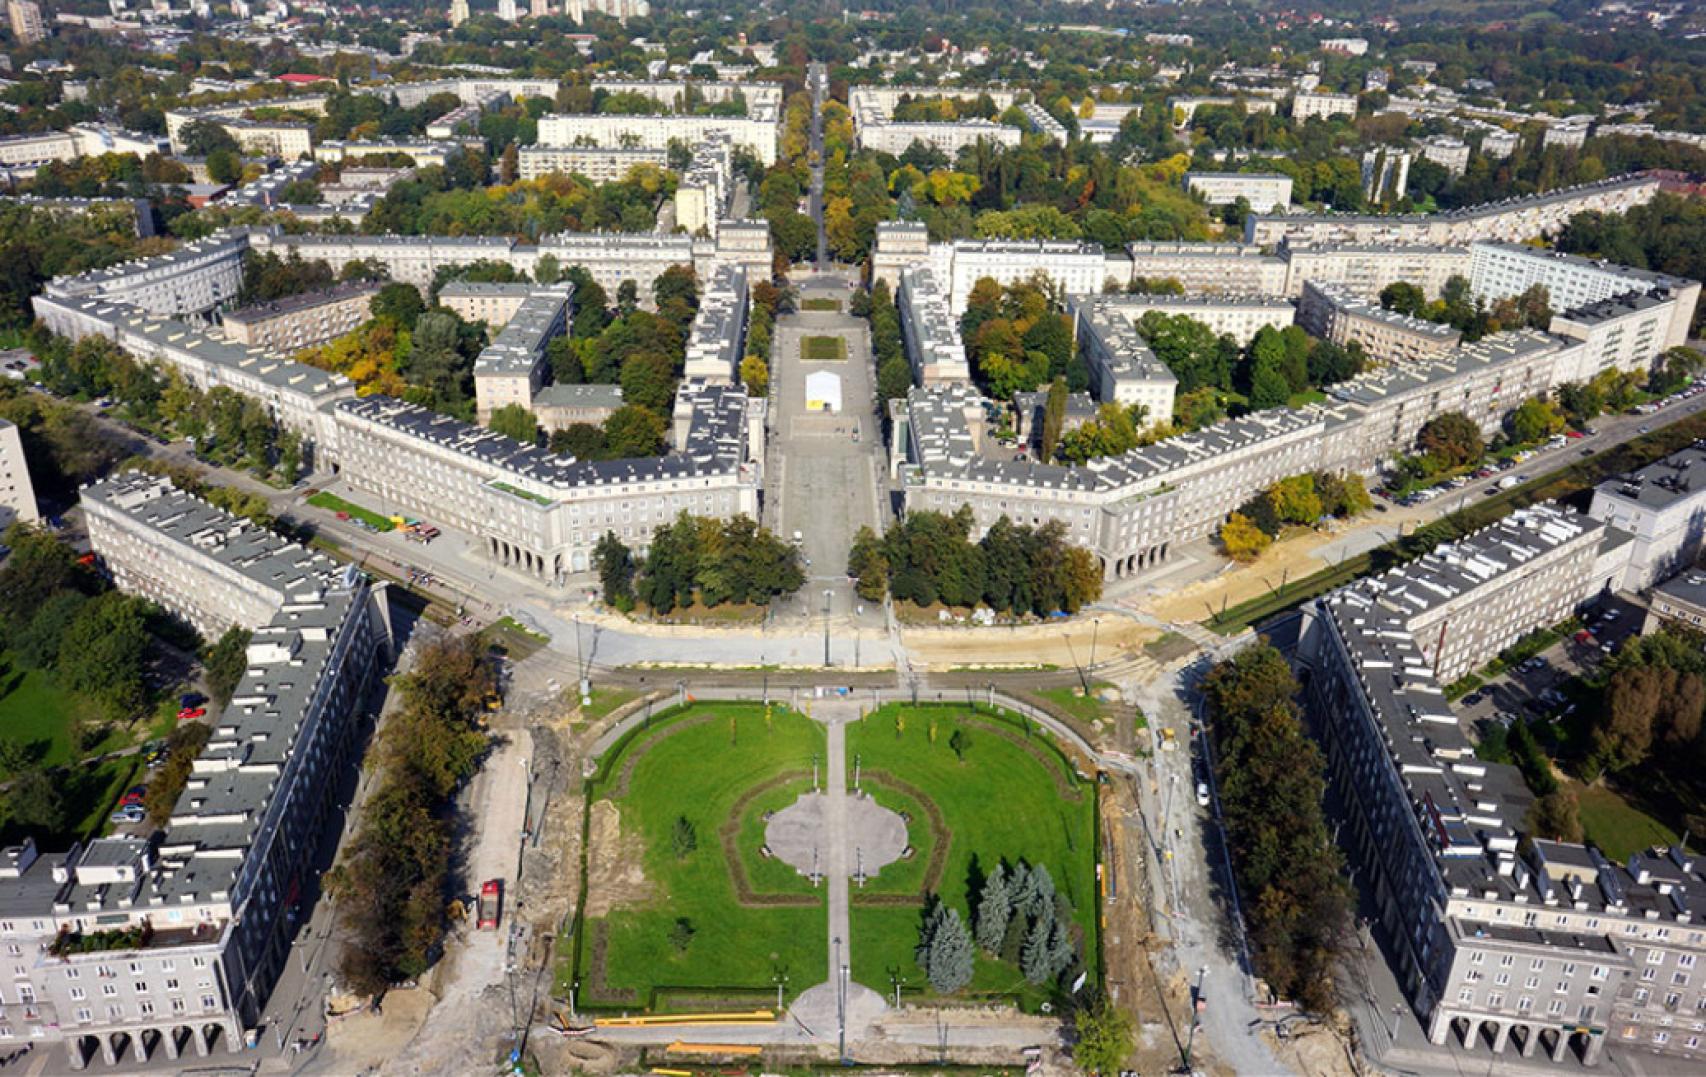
<box><xmin>1247</xmin><ymin>353</ymin><xmax>1291</xmax><ymax>410</ymax></box>
<box><xmin>203</xmin><ymin>626</ymin><xmax>252</xmax><ymax>709</ymax></box>
<box><xmin>370</xmin><ymin>283</ymin><xmax>425</xmax><ymax>329</ymax></box>
<box><xmin>1040</xmin><ymin>377</ymin><xmax>1069</xmax><ymax>462</ymax></box>
<box><xmin>1379</xmin><ymin>281</ymin><xmax>1427</xmax><ymax>317</ymax></box>
<box><xmin>603</xmin><ymin>405</ymin><xmax>666</xmax><ymax>458</ymax></box>
<box><xmin>916</xmin><ymin>902</ymin><xmax>975</xmax><ymax>994</ymax></box>
<box><xmin>1020</xmin><ymin>912</ymin><xmax>1058</xmax><ymax>985</ymax></box>
<box><xmin>1597</xmin><ymin>664</ymin><xmax>1661</xmax><ymax>772</ymax></box>
<box><xmin>57</xmin><ymin>593</ymin><xmax>150</xmax><ymax>721</ymax></box>
<box><xmin>848</xmin><ymin>526</ymin><xmax>889</xmax><ymax>603</ymax></box>
<box><xmin>1508</xmin><ymin>396</ymin><xmax>1566</xmax><ymax>446</ymax></box>
<box><xmin>1417</xmin><ymin>412</ymin><xmax>1484</xmax><ymax>470</ymax></box>
<box><xmin>1219</xmin><ymin>513</ymin><xmax>1271</xmax><ymax>563</ymax></box>
<box><xmin>0</xmin><ymin>523</ymin><xmax>78</xmax><ymax>630</ymax></box>
<box><xmin>1528</xmin><ymin>789</ymin><xmax>1584</xmax><ymax>843</ymax></box>
<box><xmin>1072</xmin><ymin>1001</ymin><xmax>1134</xmax><ymax>1076</ymax></box>
<box><xmin>668</xmin><ymin>917</ymin><xmax>696</xmax><ymax>953</ymax></box>
<box><xmin>5</xmin><ymin>769</ymin><xmax>65</xmax><ymax>833</ymax></box>
<box><xmin>948</xmin><ymin>726</ymin><xmax>971</xmax><ymax>761</ymax></box>
<box><xmin>671</xmin><ymin>815</ymin><xmax>698</xmax><ymax>858</ymax></box>
<box><xmin>594</xmin><ymin>531</ymin><xmax>636</xmax><ymax>608</ymax></box>
<box><xmin>1267</xmin><ymin>475</ymin><xmax>1323</xmax><ymax>526</ymax></box>
<box><xmin>488</xmin><ymin>404</ymin><xmax>538</xmax><ymax>445</ymax></box>
<box><xmin>975</xmin><ymin>864</ymin><xmax>1012</xmax><ymax>955</ymax></box>
<box><xmin>740</xmin><ymin>355</ymin><xmax>769</xmax><ymax>397</ymax></box>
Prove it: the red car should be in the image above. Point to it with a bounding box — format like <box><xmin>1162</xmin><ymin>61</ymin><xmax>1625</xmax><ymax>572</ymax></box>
<box><xmin>177</xmin><ymin>706</ymin><xmax>206</xmax><ymax>722</ymax></box>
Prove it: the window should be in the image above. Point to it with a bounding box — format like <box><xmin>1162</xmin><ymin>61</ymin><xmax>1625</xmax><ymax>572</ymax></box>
<box><xmin>67</xmin><ymin>988</ymin><xmax>84</xmax><ymax>1001</ymax></box>
<box><xmin>74</xmin><ymin>1009</ymin><xmax>91</xmax><ymax>1024</ymax></box>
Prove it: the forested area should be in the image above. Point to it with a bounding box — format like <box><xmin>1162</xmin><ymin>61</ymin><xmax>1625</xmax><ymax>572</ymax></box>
<box><xmin>592</xmin><ymin>513</ymin><xmax>804</xmax><ymax>615</ymax></box>
<box><xmin>847</xmin><ymin>508</ymin><xmax>1103</xmax><ymax>616</ymax></box>
<box><xmin>1201</xmin><ymin>644</ymin><xmax>1350</xmax><ymax>1013</ymax></box>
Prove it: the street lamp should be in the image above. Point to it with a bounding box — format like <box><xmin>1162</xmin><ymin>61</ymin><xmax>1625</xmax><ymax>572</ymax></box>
<box><xmin>1089</xmin><ymin>617</ymin><xmax>1100</xmax><ymax>670</ymax></box>
<box><xmin>573</xmin><ymin>613</ymin><xmax>589</xmax><ymax>705</ymax></box>
<box><xmin>1390</xmin><ymin>1003</ymin><xmax>1403</xmax><ymax>1045</ymax></box>
<box><xmin>822</xmin><ymin>588</ymin><xmax>834</xmax><ymax>667</ymax></box>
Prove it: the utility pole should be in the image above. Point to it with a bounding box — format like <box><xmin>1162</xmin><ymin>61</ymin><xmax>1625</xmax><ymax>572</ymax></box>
<box><xmin>1183</xmin><ymin>966</ymin><xmax>1208</xmax><ymax>1071</ymax></box>
<box><xmin>574</xmin><ymin>613</ymin><xmax>588</xmax><ymax>706</ymax></box>
<box><xmin>823</xmin><ymin>588</ymin><xmax>834</xmax><ymax>667</ymax></box>
<box><xmin>1090</xmin><ymin>616</ymin><xmax>1100</xmax><ymax>670</ymax></box>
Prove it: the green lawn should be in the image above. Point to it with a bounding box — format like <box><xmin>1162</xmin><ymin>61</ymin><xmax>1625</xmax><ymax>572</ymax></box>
<box><xmin>845</xmin><ymin>704</ymin><xmax>1099</xmax><ymax>1010</ymax></box>
<box><xmin>575</xmin><ymin>686</ymin><xmax>638</xmax><ymax>725</ymax></box>
<box><xmin>1575</xmin><ymin>783</ymin><xmax>1676</xmax><ymax>861</ymax></box>
<box><xmin>576</xmin><ymin>703</ymin><xmax>827</xmax><ymax>1010</ymax></box>
<box><xmin>306</xmin><ymin>491</ymin><xmax>395</xmax><ymax>531</ymax></box>
<box><xmin>0</xmin><ymin>656</ymin><xmax>91</xmax><ymax>767</ymax></box>
<box><xmin>800</xmin><ymin>335</ymin><xmax>848</xmax><ymax>363</ymax></box>
<box><xmin>1035</xmin><ymin>684</ymin><xmax>1114</xmax><ymax>726</ymax></box>
<box><xmin>801</xmin><ymin>298</ymin><xmax>842</xmax><ymax>312</ymax></box>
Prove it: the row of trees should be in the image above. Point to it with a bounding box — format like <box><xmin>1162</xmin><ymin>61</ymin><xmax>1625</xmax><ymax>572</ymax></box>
<box><xmin>331</xmin><ymin>635</ymin><xmax>492</xmax><ymax>997</ymax></box>
<box><xmin>593</xmin><ymin>513</ymin><xmax>804</xmax><ymax>615</ymax></box>
<box><xmin>1558</xmin><ymin>194</ymin><xmax>1706</xmax><ymax>335</ymax></box>
<box><xmin>848</xmin><ymin>508</ymin><xmax>1103</xmax><ymax>616</ymax></box>
<box><xmin>915</xmin><ymin>859</ymin><xmax>1081</xmax><ymax>995</ymax></box>
<box><xmin>861</xmin><ymin>280</ymin><xmax>914</xmax><ymax>406</ymax></box>
<box><xmin>1201</xmin><ymin>644</ymin><xmax>1351</xmax><ymax>1013</ymax></box>
<box><xmin>1218</xmin><ymin>471</ymin><xmax>1372</xmax><ymax>562</ymax></box>
<box><xmin>1139</xmin><ymin>314</ymin><xmax>1365</xmax><ymax>420</ymax></box>
<box><xmin>34</xmin><ymin>333</ymin><xmax>305</xmax><ymax>483</ymax></box>
<box><xmin>1379</xmin><ymin>277</ymin><xmax>1551</xmax><ymax>343</ymax></box>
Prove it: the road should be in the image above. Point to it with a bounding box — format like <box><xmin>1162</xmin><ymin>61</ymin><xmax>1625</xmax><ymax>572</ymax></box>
<box><xmin>807</xmin><ymin>61</ymin><xmax>828</xmax><ymax>269</ymax></box>
<box><xmin>767</xmin><ymin>276</ymin><xmax>890</xmax><ymax>635</ymax></box>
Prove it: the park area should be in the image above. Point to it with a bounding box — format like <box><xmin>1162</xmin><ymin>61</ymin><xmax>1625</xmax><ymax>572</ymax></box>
<box><xmin>845</xmin><ymin>704</ymin><xmax>1100</xmax><ymax>1010</ymax></box>
<box><xmin>571</xmin><ymin>702</ymin><xmax>828</xmax><ymax>1011</ymax></box>
<box><xmin>800</xmin><ymin>335</ymin><xmax>848</xmax><ymax>363</ymax></box>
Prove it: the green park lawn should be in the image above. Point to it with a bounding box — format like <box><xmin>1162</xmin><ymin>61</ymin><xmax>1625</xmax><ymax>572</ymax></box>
<box><xmin>306</xmin><ymin>491</ymin><xmax>394</xmax><ymax>531</ymax></box>
<box><xmin>1574</xmin><ymin>782</ymin><xmax>1676</xmax><ymax>861</ymax></box>
<box><xmin>0</xmin><ymin>655</ymin><xmax>90</xmax><ymax>767</ymax></box>
<box><xmin>1035</xmin><ymin>683</ymin><xmax>1114</xmax><ymax>726</ymax></box>
<box><xmin>800</xmin><ymin>335</ymin><xmax>848</xmax><ymax>363</ymax></box>
<box><xmin>577</xmin><ymin>703</ymin><xmax>827</xmax><ymax>1009</ymax></box>
<box><xmin>800</xmin><ymin>298</ymin><xmax>842</xmax><ymax>312</ymax></box>
<box><xmin>844</xmin><ymin>704</ymin><xmax>1099</xmax><ymax>1009</ymax></box>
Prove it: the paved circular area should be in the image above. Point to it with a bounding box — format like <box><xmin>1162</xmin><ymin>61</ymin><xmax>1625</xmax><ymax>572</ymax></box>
<box><xmin>764</xmin><ymin>790</ymin><xmax>908</xmax><ymax>879</ymax></box>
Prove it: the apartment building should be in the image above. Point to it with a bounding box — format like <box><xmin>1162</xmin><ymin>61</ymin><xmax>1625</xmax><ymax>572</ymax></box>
<box><xmin>925</xmin><ymin>238</ymin><xmax>1108</xmax><ymax>315</ymax></box>
<box><xmin>315</xmin><ymin>140</ymin><xmax>468</xmax><ymax>168</ymax></box>
<box><xmin>437</xmin><ymin>281</ymin><xmax>535</xmax><ymax>325</ymax></box>
<box><xmin>897</xmin><ymin>267</ymin><xmax>971</xmax><ymax>386</ymax></box>
<box><xmin>0</xmin><ymin>196</ymin><xmax>156</xmax><ymax>239</ymax></box>
<box><xmin>1281</xmin><ymin>243</ymin><xmax>1473</xmax><ymax>300</ymax></box>
<box><xmin>1643</xmin><ymin>570</ymin><xmax>1706</xmax><ymax>635</ymax></box>
<box><xmin>1357</xmin><ymin>504</ymin><xmax>1607</xmax><ymax>683</ymax></box>
<box><xmin>219</xmin><ymin>282</ymin><xmax>381</xmax><ymax>354</ymax></box>
<box><xmin>1481</xmin><ymin>128</ymin><xmax>1521</xmax><ymax>158</ymax></box>
<box><xmin>1292</xmin><ymin>91</ymin><xmax>1359</xmax><ymax>122</ymax></box>
<box><xmin>1184</xmin><ymin>171</ymin><xmax>1293</xmax><ymax>210</ymax></box>
<box><xmin>8</xmin><ymin>0</ymin><xmax>45</xmax><ymax>44</ymax></box>
<box><xmin>1298</xmin><ymin>280</ymin><xmax>1462</xmax><ymax>363</ymax></box>
<box><xmin>165</xmin><ymin>95</ymin><xmax>332</xmax><ymax>152</ymax></box>
<box><xmin>332</xmin><ymin>381</ymin><xmax>763</xmax><ymax>579</ymax></box>
<box><xmin>0</xmin><ymin>418</ymin><xmax>38</xmax><ymax>529</ymax></box>
<box><xmin>533</xmin><ymin>383</ymin><xmax>625</xmax><ymax>432</ymax></box>
<box><xmin>1299</xmin><ymin>570</ymin><xmax>1706</xmax><ymax>1071</ymax></box>
<box><xmin>871</xmin><ymin>221</ymin><xmax>932</xmax><ymax>294</ymax></box>
<box><xmin>536</xmin><ymin>111</ymin><xmax>779</xmax><ymax>167</ymax></box>
<box><xmin>1469</xmin><ymin>243</ymin><xmax>1699</xmax><ymax>351</ymax></box>
<box><xmin>0</xmin><ymin>130</ymin><xmax>77</xmax><ymax>167</ymax></box>
<box><xmin>674</xmin><ymin>136</ymin><xmax>732</xmax><ymax>239</ymax></box>
<box><xmin>1018</xmin><ymin>102</ymin><xmax>1068</xmax><ymax>143</ymax></box>
<box><xmin>1545</xmin><ymin>122</ymin><xmax>1591</xmax><ymax>151</ymax></box>
<box><xmin>1247</xmin><ymin>173</ymin><xmax>1663</xmax><ymax>248</ymax></box>
<box><xmin>1090</xmin><ymin>292</ymin><xmax>1296</xmax><ymax>346</ymax></box>
<box><xmin>857</xmin><ymin>118</ymin><xmax>1021</xmax><ymax>156</ymax></box>
<box><xmin>43</xmin><ymin>232</ymin><xmax>248</xmax><ymax>317</ymax></box>
<box><xmin>215</xmin><ymin>119</ymin><xmax>314</xmax><ymax>160</ymax></box>
<box><xmin>425</xmin><ymin>92</ymin><xmax>506</xmax><ymax>140</ymax></box>
<box><xmin>32</xmin><ymin>293</ymin><xmax>354</xmax><ymax>461</ymax></box>
<box><xmin>1588</xmin><ymin>443</ymin><xmax>1706</xmax><ymax>591</ymax></box>
<box><xmin>517</xmin><ymin>145</ymin><xmax>668</xmax><ymax>183</ymax></box>
<box><xmin>1069</xmin><ymin>297</ymin><xmax>1181</xmax><ymax>418</ymax></box>
<box><xmin>1419</xmin><ymin>135</ymin><xmax>1472</xmax><ymax>176</ymax></box>
<box><xmin>1167</xmin><ymin>96</ymin><xmax>1278</xmax><ymax>126</ymax></box>
<box><xmin>1548</xmin><ymin>290</ymin><xmax>1686</xmax><ymax>379</ymax></box>
<box><xmin>472</xmin><ymin>284</ymin><xmax>573</xmax><ymax>423</ymax></box>
<box><xmin>14</xmin><ymin>471</ymin><xmax>391</xmax><ymax>1072</ymax></box>
<box><xmin>1116</xmin><ymin>242</ymin><xmax>1289</xmax><ymax>297</ymax></box>
<box><xmin>681</xmin><ymin>264</ymin><xmax>747</xmax><ymax>383</ymax></box>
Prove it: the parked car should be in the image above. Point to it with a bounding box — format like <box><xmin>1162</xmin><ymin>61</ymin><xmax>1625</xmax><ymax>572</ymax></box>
<box><xmin>1195</xmin><ymin>781</ymin><xmax>1210</xmax><ymax>807</ymax></box>
<box><xmin>109</xmin><ymin>807</ymin><xmax>144</xmax><ymax>824</ymax></box>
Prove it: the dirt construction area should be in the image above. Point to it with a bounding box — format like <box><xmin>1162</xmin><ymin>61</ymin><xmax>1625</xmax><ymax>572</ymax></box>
<box><xmin>902</xmin><ymin>618</ymin><xmax>1159</xmax><ymax>671</ymax></box>
<box><xmin>1140</xmin><ymin>526</ymin><xmax>1348</xmax><ymax>625</ymax></box>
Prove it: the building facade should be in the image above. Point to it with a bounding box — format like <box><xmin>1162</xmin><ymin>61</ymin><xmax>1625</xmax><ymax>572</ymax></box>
<box><xmin>219</xmin><ymin>282</ymin><xmax>381</xmax><ymax>354</ymax></box>
<box><xmin>1298</xmin><ymin>280</ymin><xmax>1462</xmax><ymax>363</ymax></box>
<box><xmin>0</xmin><ymin>418</ymin><xmax>38</xmax><ymax>529</ymax></box>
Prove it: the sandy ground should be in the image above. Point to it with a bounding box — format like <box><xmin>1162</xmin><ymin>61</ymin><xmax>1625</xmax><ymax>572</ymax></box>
<box><xmin>584</xmin><ymin>800</ymin><xmax>650</xmax><ymax>918</ymax></box>
<box><xmin>902</xmin><ymin>619</ymin><xmax>1158</xmax><ymax>671</ymax></box>
<box><xmin>1140</xmin><ymin>527</ymin><xmax>1345</xmax><ymax>624</ymax></box>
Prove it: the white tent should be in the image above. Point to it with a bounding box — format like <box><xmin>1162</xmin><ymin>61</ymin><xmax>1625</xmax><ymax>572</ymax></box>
<box><xmin>805</xmin><ymin>370</ymin><xmax>842</xmax><ymax>413</ymax></box>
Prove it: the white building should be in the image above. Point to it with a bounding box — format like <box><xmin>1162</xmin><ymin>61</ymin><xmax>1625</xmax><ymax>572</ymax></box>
<box><xmin>897</xmin><ymin>267</ymin><xmax>971</xmax><ymax>386</ymax></box>
<box><xmin>1417</xmin><ymin>135</ymin><xmax>1471</xmax><ymax>176</ymax></box>
<box><xmin>1292</xmin><ymin>91</ymin><xmax>1359</xmax><ymax>122</ymax></box>
<box><xmin>1184</xmin><ymin>171</ymin><xmax>1293</xmax><ymax>210</ymax></box>
<box><xmin>536</xmin><ymin>110</ymin><xmax>779</xmax><ymax>167</ymax></box>
<box><xmin>516</xmin><ymin>145</ymin><xmax>668</xmax><ymax>183</ymax></box>
<box><xmin>0</xmin><ymin>417</ymin><xmax>38</xmax><ymax>529</ymax></box>
<box><xmin>1589</xmin><ymin>443</ymin><xmax>1706</xmax><ymax>591</ymax></box>
<box><xmin>1469</xmin><ymin>242</ymin><xmax>1699</xmax><ymax>351</ymax></box>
